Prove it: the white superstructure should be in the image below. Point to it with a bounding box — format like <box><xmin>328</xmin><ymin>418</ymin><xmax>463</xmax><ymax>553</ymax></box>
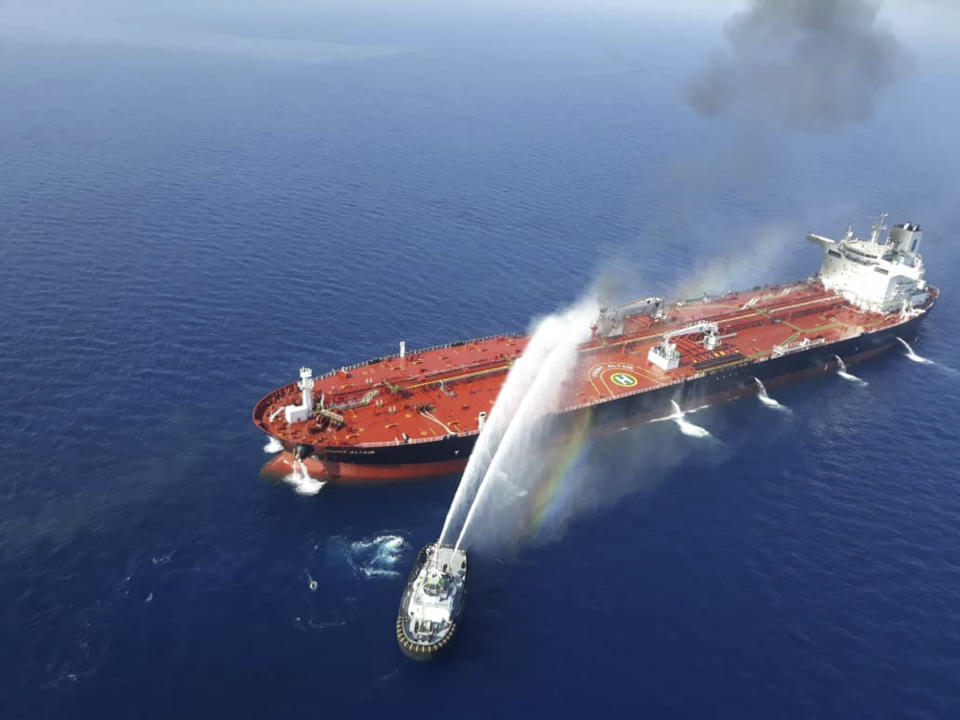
<box><xmin>808</xmin><ymin>214</ymin><xmax>929</xmax><ymax>314</ymax></box>
<box><xmin>283</xmin><ymin>367</ymin><xmax>315</xmax><ymax>424</ymax></box>
<box><xmin>397</xmin><ymin>543</ymin><xmax>467</xmax><ymax>656</ymax></box>
<box><xmin>647</xmin><ymin>321</ymin><xmax>720</xmax><ymax>371</ymax></box>
<box><xmin>404</xmin><ymin>546</ymin><xmax>466</xmax><ymax>634</ymax></box>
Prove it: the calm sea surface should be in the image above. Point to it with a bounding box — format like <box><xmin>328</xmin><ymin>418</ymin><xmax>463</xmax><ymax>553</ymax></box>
<box><xmin>2</xmin><ymin>14</ymin><xmax>959</xmax><ymax>719</ymax></box>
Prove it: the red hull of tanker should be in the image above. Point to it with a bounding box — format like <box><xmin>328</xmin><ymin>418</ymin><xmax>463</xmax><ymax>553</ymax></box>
<box><xmin>254</xmin><ymin>278</ymin><xmax>937</xmax><ymax>482</ymax></box>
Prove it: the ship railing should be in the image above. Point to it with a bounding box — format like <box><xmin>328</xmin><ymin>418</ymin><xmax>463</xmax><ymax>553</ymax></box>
<box><xmin>276</xmin><ymin>282</ymin><xmax>816</xmax><ymax>394</ymax></box>
<box><xmin>311</xmin><ymin>333</ymin><xmax>524</xmax><ymax>380</ymax></box>
<box><xmin>400</xmin><ymin>332</ymin><xmax>524</xmax><ymax>358</ymax></box>
<box><xmin>253</xmin><ymin>387</ymin><xmax>290</xmax><ymax>422</ymax></box>
<box><xmin>678</xmin><ymin>279</ymin><xmax>807</xmax><ymax>307</ymax></box>
<box><xmin>350</xmin><ymin>432</ymin><xmax>478</xmax><ymax>448</ymax></box>
<box><xmin>338</xmin><ymin>345</ymin><xmax>519</xmax><ymax>401</ymax></box>
<box><xmin>346</xmin><ymin>343</ymin><xmax>770</xmax><ymax>433</ymax></box>
<box><xmin>770</xmin><ymin>337</ymin><xmax>826</xmax><ymax>358</ymax></box>
<box><xmin>318</xmin><ymin>356</ymin><xmax>514</xmax><ymax>409</ymax></box>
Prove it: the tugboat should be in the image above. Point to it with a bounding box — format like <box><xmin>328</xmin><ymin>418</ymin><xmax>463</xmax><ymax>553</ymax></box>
<box><xmin>396</xmin><ymin>542</ymin><xmax>468</xmax><ymax>659</ymax></box>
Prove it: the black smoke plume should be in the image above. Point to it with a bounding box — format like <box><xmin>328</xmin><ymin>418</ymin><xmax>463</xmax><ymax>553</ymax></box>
<box><xmin>686</xmin><ymin>0</ymin><xmax>905</xmax><ymax>131</ymax></box>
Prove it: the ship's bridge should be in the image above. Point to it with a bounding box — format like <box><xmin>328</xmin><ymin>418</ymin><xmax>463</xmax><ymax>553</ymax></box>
<box><xmin>808</xmin><ymin>215</ymin><xmax>928</xmax><ymax>314</ymax></box>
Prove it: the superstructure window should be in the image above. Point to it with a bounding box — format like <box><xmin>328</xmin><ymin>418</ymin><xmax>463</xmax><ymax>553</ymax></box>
<box><xmin>827</xmin><ymin>249</ymin><xmax>841</xmax><ymax>258</ymax></box>
<box><xmin>844</xmin><ymin>253</ymin><xmax>873</xmax><ymax>266</ymax></box>
<box><xmin>845</xmin><ymin>246</ymin><xmax>878</xmax><ymax>259</ymax></box>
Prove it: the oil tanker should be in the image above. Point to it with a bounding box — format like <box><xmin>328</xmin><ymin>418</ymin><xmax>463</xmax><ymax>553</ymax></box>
<box><xmin>255</xmin><ymin>216</ymin><xmax>937</xmax><ymax>481</ymax></box>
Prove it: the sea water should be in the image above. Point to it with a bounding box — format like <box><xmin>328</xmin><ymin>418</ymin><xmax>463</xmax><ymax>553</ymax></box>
<box><xmin>2</xmin><ymin>7</ymin><xmax>959</xmax><ymax>719</ymax></box>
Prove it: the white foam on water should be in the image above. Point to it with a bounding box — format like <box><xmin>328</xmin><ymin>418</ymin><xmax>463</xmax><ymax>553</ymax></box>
<box><xmin>895</xmin><ymin>337</ymin><xmax>934</xmax><ymax>365</ymax></box>
<box><xmin>670</xmin><ymin>400</ymin><xmax>713</xmax><ymax>439</ymax></box>
<box><xmin>292</xmin><ymin>616</ymin><xmax>349</xmax><ymax>632</ymax></box>
<box><xmin>305</xmin><ymin>571</ymin><xmax>318</xmax><ymax>592</ymax></box>
<box><xmin>348</xmin><ymin>534</ymin><xmax>409</xmax><ymax>579</ymax></box>
<box><xmin>283</xmin><ymin>459</ymin><xmax>326</xmax><ymax>495</ymax></box>
<box><xmin>648</xmin><ymin>401</ymin><xmax>711</xmax><ymax>424</ymax></box>
<box><xmin>834</xmin><ymin>355</ymin><xmax>868</xmax><ymax>386</ymax></box>
<box><xmin>263</xmin><ymin>436</ymin><xmax>284</xmax><ymax>453</ymax></box>
<box><xmin>837</xmin><ymin>370</ymin><xmax>867</xmax><ymax>385</ymax></box>
<box><xmin>754</xmin><ymin>377</ymin><xmax>791</xmax><ymax>413</ymax></box>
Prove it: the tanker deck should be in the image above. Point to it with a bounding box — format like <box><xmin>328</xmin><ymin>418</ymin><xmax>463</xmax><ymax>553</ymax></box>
<box><xmin>254</xmin><ymin>217</ymin><xmax>937</xmax><ymax>482</ymax></box>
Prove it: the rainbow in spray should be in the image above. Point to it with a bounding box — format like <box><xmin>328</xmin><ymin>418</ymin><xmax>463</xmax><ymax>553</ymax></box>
<box><xmin>517</xmin><ymin>408</ymin><xmax>597</xmax><ymax>545</ymax></box>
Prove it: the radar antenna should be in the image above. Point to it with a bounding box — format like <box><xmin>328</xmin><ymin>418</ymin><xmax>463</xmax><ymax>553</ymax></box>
<box><xmin>870</xmin><ymin>212</ymin><xmax>888</xmax><ymax>244</ymax></box>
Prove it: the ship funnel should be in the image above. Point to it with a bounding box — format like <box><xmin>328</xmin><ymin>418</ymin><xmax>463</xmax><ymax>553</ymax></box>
<box><xmin>889</xmin><ymin>222</ymin><xmax>922</xmax><ymax>254</ymax></box>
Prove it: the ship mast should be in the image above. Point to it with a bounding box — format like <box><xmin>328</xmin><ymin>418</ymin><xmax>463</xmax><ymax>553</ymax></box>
<box><xmin>869</xmin><ymin>212</ymin><xmax>888</xmax><ymax>244</ymax></box>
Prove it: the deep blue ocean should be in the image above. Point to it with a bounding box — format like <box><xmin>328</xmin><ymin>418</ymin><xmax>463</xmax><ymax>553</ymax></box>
<box><xmin>2</xmin><ymin>7</ymin><xmax>959</xmax><ymax>719</ymax></box>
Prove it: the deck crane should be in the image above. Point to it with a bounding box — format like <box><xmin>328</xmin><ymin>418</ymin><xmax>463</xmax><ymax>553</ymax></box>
<box><xmin>647</xmin><ymin>321</ymin><xmax>720</xmax><ymax>371</ymax></box>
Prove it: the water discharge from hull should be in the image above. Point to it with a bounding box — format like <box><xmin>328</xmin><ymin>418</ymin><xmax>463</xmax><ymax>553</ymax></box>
<box><xmin>753</xmin><ymin>377</ymin><xmax>791</xmax><ymax>413</ymax></box>
<box><xmin>668</xmin><ymin>400</ymin><xmax>714</xmax><ymax>439</ymax></box>
<box><xmin>263</xmin><ymin>436</ymin><xmax>284</xmax><ymax>453</ymax></box>
<box><xmin>834</xmin><ymin>355</ymin><xmax>868</xmax><ymax>386</ymax></box>
<box><xmin>283</xmin><ymin>458</ymin><xmax>326</xmax><ymax>495</ymax></box>
<box><xmin>895</xmin><ymin>337</ymin><xmax>934</xmax><ymax>365</ymax></box>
